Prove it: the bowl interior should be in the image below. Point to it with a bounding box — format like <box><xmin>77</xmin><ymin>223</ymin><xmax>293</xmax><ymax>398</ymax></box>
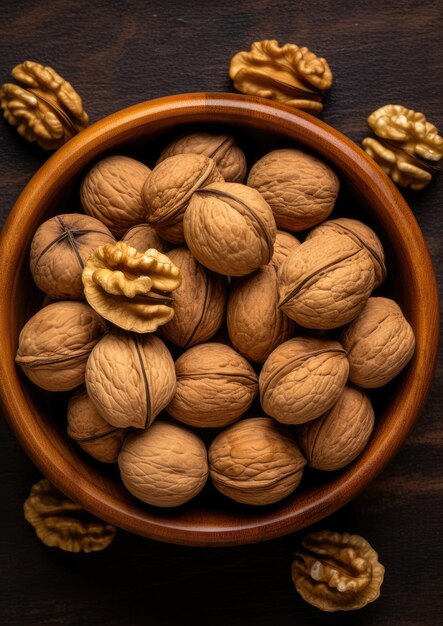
<box><xmin>0</xmin><ymin>94</ymin><xmax>438</xmax><ymax>546</ymax></box>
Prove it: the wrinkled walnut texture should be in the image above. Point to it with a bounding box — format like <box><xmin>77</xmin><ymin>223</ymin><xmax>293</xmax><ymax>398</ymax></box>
<box><xmin>122</xmin><ymin>224</ymin><xmax>168</xmax><ymax>253</ymax></box>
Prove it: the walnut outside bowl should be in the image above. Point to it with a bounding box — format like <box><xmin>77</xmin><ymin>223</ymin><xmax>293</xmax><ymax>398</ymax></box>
<box><xmin>0</xmin><ymin>93</ymin><xmax>439</xmax><ymax>547</ymax></box>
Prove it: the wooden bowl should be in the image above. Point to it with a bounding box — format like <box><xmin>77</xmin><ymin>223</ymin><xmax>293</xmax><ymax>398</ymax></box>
<box><xmin>0</xmin><ymin>93</ymin><xmax>439</xmax><ymax>546</ymax></box>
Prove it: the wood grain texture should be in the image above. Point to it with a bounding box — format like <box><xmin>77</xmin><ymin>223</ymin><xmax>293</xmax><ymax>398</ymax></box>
<box><xmin>0</xmin><ymin>0</ymin><xmax>442</xmax><ymax>625</ymax></box>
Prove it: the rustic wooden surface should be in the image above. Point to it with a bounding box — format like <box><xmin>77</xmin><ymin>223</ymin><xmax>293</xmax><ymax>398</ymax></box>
<box><xmin>0</xmin><ymin>1</ymin><xmax>441</xmax><ymax>624</ymax></box>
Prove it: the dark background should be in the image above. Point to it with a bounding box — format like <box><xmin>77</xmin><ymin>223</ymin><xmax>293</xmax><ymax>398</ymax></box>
<box><xmin>0</xmin><ymin>1</ymin><xmax>442</xmax><ymax>624</ymax></box>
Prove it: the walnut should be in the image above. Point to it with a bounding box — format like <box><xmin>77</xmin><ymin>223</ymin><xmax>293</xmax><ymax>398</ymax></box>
<box><xmin>80</xmin><ymin>156</ymin><xmax>151</xmax><ymax>237</ymax></box>
<box><xmin>227</xmin><ymin>264</ymin><xmax>295</xmax><ymax>363</ymax></box>
<box><xmin>259</xmin><ymin>337</ymin><xmax>349</xmax><ymax>425</ymax></box>
<box><xmin>306</xmin><ymin>217</ymin><xmax>386</xmax><ymax>288</ymax></box>
<box><xmin>67</xmin><ymin>388</ymin><xmax>127</xmax><ymax>463</ymax></box>
<box><xmin>86</xmin><ymin>329</ymin><xmax>176</xmax><ymax>429</ymax></box>
<box><xmin>82</xmin><ymin>241</ymin><xmax>182</xmax><ymax>333</ymax></box>
<box><xmin>118</xmin><ymin>422</ymin><xmax>208</xmax><ymax>507</ymax></box>
<box><xmin>229</xmin><ymin>40</ymin><xmax>332</xmax><ymax>113</ymax></box>
<box><xmin>183</xmin><ymin>181</ymin><xmax>276</xmax><ymax>276</ymax></box>
<box><xmin>270</xmin><ymin>230</ymin><xmax>301</xmax><ymax>269</ymax></box>
<box><xmin>297</xmin><ymin>386</ymin><xmax>375</xmax><ymax>470</ymax></box>
<box><xmin>342</xmin><ymin>297</ymin><xmax>415</xmax><ymax>388</ymax></box>
<box><xmin>159</xmin><ymin>247</ymin><xmax>227</xmax><ymax>348</ymax></box>
<box><xmin>142</xmin><ymin>154</ymin><xmax>223</xmax><ymax>244</ymax></box>
<box><xmin>16</xmin><ymin>301</ymin><xmax>108</xmax><ymax>392</ymax></box>
<box><xmin>122</xmin><ymin>224</ymin><xmax>168</xmax><ymax>253</ymax></box>
<box><xmin>157</xmin><ymin>132</ymin><xmax>247</xmax><ymax>182</ymax></box>
<box><xmin>0</xmin><ymin>61</ymin><xmax>88</xmax><ymax>150</ymax></box>
<box><xmin>24</xmin><ymin>479</ymin><xmax>116</xmax><ymax>552</ymax></box>
<box><xmin>209</xmin><ymin>417</ymin><xmax>306</xmax><ymax>505</ymax></box>
<box><xmin>362</xmin><ymin>104</ymin><xmax>442</xmax><ymax>190</ymax></box>
<box><xmin>30</xmin><ymin>213</ymin><xmax>115</xmax><ymax>300</ymax></box>
<box><xmin>248</xmin><ymin>149</ymin><xmax>339</xmax><ymax>232</ymax></box>
<box><xmin>292</xmin><ymin>530</ymin><xmax>385</xmax><ymax>611</ymax></box>
<box><xmin>278</xmin><ymin>233</ymin><xmax>375</xmax><ymax>329</ymax></box>
<box><xmin>166</xmin><ymin>342</ymin><xmax>258</xmax><ymax>428</ymax></box>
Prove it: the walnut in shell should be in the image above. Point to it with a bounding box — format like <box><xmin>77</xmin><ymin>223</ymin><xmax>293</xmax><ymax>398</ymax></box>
<box><xmin>142</xmin><ymin>153</ymin><xmax>223</xmax><ymax>244</ymax></box>
<box><xmin>157</xmin><ymin>132</ymin><xmax>247</xmax><ymax>182</ymax></box>
<box><xmin>306</xmin><ymin>217</ymin><xmax>386</xmax><ymax>288</ymax></box>
<box><xmin>248</xmin><ymin>149</ymin><xmax>339</xmax><ymax>231</ymax></box>
<box><xmin>15</xmin><ymin>301</ymin><xmax>108</xmax><ymax>392</ymax></box>
<box><xmin>167</xmin><ymin>343</ymin><xmax>258</xmax><ymax>428</ymax></box>
<box><xmin>24</xmin><ymin>479</ymin><xmax>116</xmax><ymax>553</ymax></box>
<box><xmin>183</xmin><ymin>181</ymin><xmax>276</xmax><ymax>276</ymax></box>
<box><xmin>30</xmin><ymin>213</ymin><xmax>115</xmax><ymax>300</ymax></box>
<box><xmin>82</xmin><ymin>241</ymin><xmax>182</xmax><ymax>333</ymax></box>
<box><xmin>227</xmin><ymin>264</ymin><xmax>295</xmax><ymax>363</ymax></box>
<box><xmin>292</xmin><ymin>530</ymin><xmax>384</xmax><ymax>611</ymax></box>
<box><xmin>122</xmin><ymin>224</ymin><xmax>168</xmax><ymax>253</ymax></box>
<box><xmin>0</xmin><ymin>61</ymin><xmax>88</xmax><ymax>150</ymax></box>
<box><xmin>209</xmin><ymin>417</ymin><xmax>306</xmax><ymax>505</ymax></box>
<box><xmin>297</xmin><ymin>386</ymin><xmax>375</xmax><ymax>471</ymax></box>
<box><xmin>342</xmin><ymin>297</ymin><xmax>415</xmax><ymax>388</ymax></box>
<box><xmin>80</xmin><ymin>156</ymin><xmax>151</xmax><ymax>237</ymax></box>
<box><xmin>86</xmin><ymin>329</ymin><xmax>176</xmax><ymax>429</ymax></box>
<box><xmin>67</xmin><ymin>388</ymin><xmax>127</xmax><ymax>463</ymax></box>
<box><xmin>159</xmin><ymin>247</ymin><xmax>227</xmax><ymax>348</ymax></box>
<box><xmin>278</xmin><ymin>234</ymin><xmax>375</xmax><ymax>329</ymax></box>
<box><xmin>270</xmin><ymin>230</ymin><xmax>301</xmax><ymax>269</ymax></box>
<box><xmin>118</xmin><ymin>422</ymin><xmax>208</xmax><ymax>507</ymax></box>
<box><xmin>259</xmin><ymin>337</ymin><xmax>349</xmax><ymax>425</ymax></box>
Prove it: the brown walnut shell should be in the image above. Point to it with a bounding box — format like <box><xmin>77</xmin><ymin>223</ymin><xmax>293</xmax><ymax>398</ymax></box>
<box><xmin>247</xmin><ymin>149</ymin><xmax>339</xmax><ymax>231</ymax></box>
<box><xmin>80</xmin><ymin>156</ymin><xmax>151</xmax><ymax>237</ymax></box>
<box><xmin>67</xmin><ymin>388</ymin><xmax>127</xmax><ymax>463</ymax></box>
<box><xmin>306</xmin><ymin>217</ymin><xmax>386</xmax><ymax>288</ymax></box>
<box><xmin>167</xmin><ymin>342</ymin><xmax>258</xmax><ymax>428</ymax></box>
<box><xmin>15</xmin><ymin>301</ymin><xmax>108</xmax><ymax>392</ymax></box>
<box><xmin>86</xmin><ymin>329</ymin><xmax>176</xmax><ymax>429</ymax></box>
<box><xmin>278</xmin><ymin>233</ymin><xmax>375</xmax><ymax>329</ymax></box>
<box><xmin>297</xmin><ymin>386</ymin><xmax>375</xmax><ymax>471</ymax></box>
<box><xmin>183</xmin><ymin>181</ymin><xmax>276</xmax><ymax>276</ymax></box>
<box><xmin>122</xmin><ymin>224</ymin><xmax>168</xmax><ymax>253</ymax></box>
<box><xmin>209</xmin><ymin>417</ymin><xmax>306</xmax><ymax>505</ymax></box>
<box><xmin>227</xmin><ymin>264</ymin><xmax>295</xmax><ymax>363</ymax></box>
<box><xmin>159</xmin><ymin>247</ymin><xmax>227</xmax><ymax>348</ymax></box>
<box><xmin>270</xmin><ymin>230</ymin><xmax>301</xmax><ymax>269</ymax></box>
<box><xmin>157</xmin><ymin>132</ymin><xmax>247</xmax><ymax>182</ymax></box>
<box><xmin>30</xmin><ymin>213</ymin><xmax>115</xmax><ymax>300</ymax></box>
<box><xmin>142</xmin><ymin>153</ymin><xmax>223</xmax><ymax>244</ymax></box>
<box><xmin>259</xmin><ymin>337</ymin><xmax>349</xmax><ymax>425</ymax></box>
<box><xmin>342</xmin><ymin>297</ymin><xmax>415</xmax><ymax>388</ymax></box>
<box><xmin>118</xmin><ymin>422</ymin><xmax>208</xmax><ymax>507</ymax></box>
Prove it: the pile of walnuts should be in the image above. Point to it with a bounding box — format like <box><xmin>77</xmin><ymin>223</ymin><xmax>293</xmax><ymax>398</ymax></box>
<box><xmin>15</xmin><ymin>131</ymin><xmax>416</xmax><ymax>509</ymax></box>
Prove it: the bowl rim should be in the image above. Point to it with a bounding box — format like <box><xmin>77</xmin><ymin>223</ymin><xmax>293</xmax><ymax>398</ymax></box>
<box><xmin>0</xmin><ymin>92</ymin><xmax>439</xmax><ymax>546</ymax></box>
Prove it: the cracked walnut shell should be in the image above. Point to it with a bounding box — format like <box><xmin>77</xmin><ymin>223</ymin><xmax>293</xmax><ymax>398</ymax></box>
<box><xmin>81</xmin><ymin>156</ymin><xmax>152</xmax><ymax>237</ymax></box>
<box><xmin>209</xmin><ymin>417</ymin><xmax>306</xmax><ymax>505</ymax></box>
<box><xmin>82</xmin><ymin>241</ymin><xmax>182</xmax><ymax>334</ymax></box>
<box><xmin>142</xmin><ymin>153</ymin><xmax>223</xmax><ymax>244</ymax></box>
<box><xmin>86</xmin><ymin>329</ymin><xmax>176</xmax><ymax>430</ymax></box>
<box><xmin>157</xmin><ymin>132</ymin><xmax>247</xmax><ymax>182</ymax></box>
<box><xmin>159</xmin><ymin>247</ymin><xmax>227</xmax><ymax>348</ymax></box>
<box><xmin>67</xmin><ymin>388</ymin><xmax>127</xmax><ymax>463</ymax></box>
<box><xmin>30</xmin><ymin>213</ymin><xmax>115</xmax><ymax>300</ymax></box>
<box><xmin>24</xmin><ymin>479</ymin><xmax>115</xmax><ymax>553</ymax></box>
<box><xmin>0</xmin><ymin>61</ymin><xmax>88</xmax><ymax>150</ymax></box>
<box><xmin>229</xmin><ymin>40</ymin><xmax>332</xmax><ymax>113</ymax></box>
<box><xmin>259</xmin><ymin>337</ymin><xmax>349</xmax><ymax>425</ymax></box>
<box><xmin>167</xmin><ymin>342</ymin><xmax>258</xmax><ymax>428</ymax></box>
<box><xmin>118</xmin><ymin>422</ymin><xmax>208</xmax><ymax>507</ymax></box>
<box><xmin>183</xmin><ymin>181</ymin><xmax>276</xmax><ymax>276</ymax></box>
<box><xmin>16</xmin><ymin>301</ymin><xmax>108</xmax><ymax>392</ymax></box>
<box><xmin>342</xmin><ymin>297</ymin><xmax>415</xmax><ymax>388</ymax></box>
<box><xmin>292</xmin><ymin>530</ymin><xmax>384</xmax><ymax>611</ymax></box>
<box><xmin>248</xmin><ymin>149</ymin><xmax>339</xmax><ymax>232</ymax></box>
<box><xmin>297</xmin><ymin>386</ymin><xmax>375</xmax><ymax>471</ymax></box>
<box><xmin>278</xmin><ymin>233</ymin><xmax>375</xmax><ymax>329</ymax></box>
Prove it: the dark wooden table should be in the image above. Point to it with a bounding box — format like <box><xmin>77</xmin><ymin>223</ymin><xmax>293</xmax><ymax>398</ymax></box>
<box><xmin>0</xmin><ymin>1</ymin><xmax>442</xmax><ymax>624</ymax></box>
